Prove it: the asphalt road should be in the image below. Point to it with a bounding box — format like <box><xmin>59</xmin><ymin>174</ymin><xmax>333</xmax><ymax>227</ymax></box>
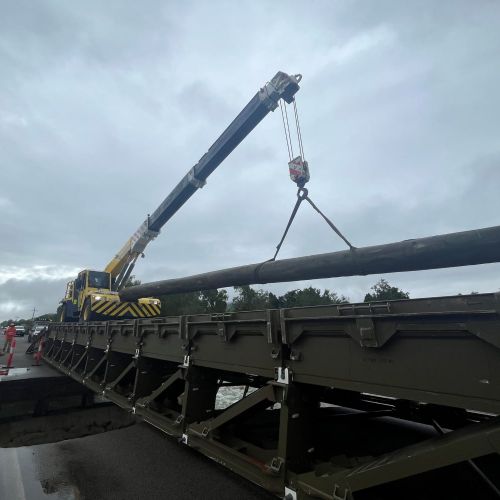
<box><xmin>3</xmin><ymin>423</ymin><xmax>275</xmax><ymax>500</ymax></box>
<box><xmin>0</xmin><ymin>339</ymin><xmax>272</xmax><ymax>499</ymax></box>
<box><xmin>0</xmin><ymin>335</ymin><xmax>52</xmax><ymax>373</ymax></box>
<box><xmin>1</xmin><ymin>336</ymin><xmax>93</xmax><ymax>383</ymax></box>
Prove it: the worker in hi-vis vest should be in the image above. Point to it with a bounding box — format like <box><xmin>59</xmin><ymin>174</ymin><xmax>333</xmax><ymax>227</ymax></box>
<box><xmin>2</xmin><ymin>323</ymin><xmax>16</xmax><ymax>354</ymax></box>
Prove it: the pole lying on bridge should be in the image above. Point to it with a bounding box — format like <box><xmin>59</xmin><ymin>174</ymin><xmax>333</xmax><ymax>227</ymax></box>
<box><xmin>120</xmin><ymin>225</ymin><xmax>500</xmax><ymax>301</ymax></box>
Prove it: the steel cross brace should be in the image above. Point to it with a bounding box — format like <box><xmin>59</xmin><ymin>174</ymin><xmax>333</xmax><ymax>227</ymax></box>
<box><xmin>296</xmin><ymin>417</ymin><xmax>500</xmax><ymax>497</ymax></box>
<box><xmin>134</xmin><ymin>369</ymin><xmax>184</xmax><ymax>409</ymax></box>
<box><xmin>188</xmin><ymin>384</ymin><xmax>277</xmax><ymax>438</ymax></box>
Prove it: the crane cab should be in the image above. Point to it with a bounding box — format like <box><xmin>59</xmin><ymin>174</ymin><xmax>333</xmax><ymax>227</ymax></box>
<box><xmin>59</xmin><ymin>270</ymin><xmax>161</xmax><ymax>322</ymax></box>
<box><xmin>59</xmin><ymin>270</ymin><xmax>113</xmax><ymax>321</ymax></box>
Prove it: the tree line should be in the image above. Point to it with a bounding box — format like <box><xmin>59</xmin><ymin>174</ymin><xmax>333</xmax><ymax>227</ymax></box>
<box><xmin>0</xmin><ymin>279</ymin><xmax>410</xmax><ymax>326</ymax></box>
<box><xmin>0</xmin><ymin>313</ymin><xmax>57</xmax><ymax>329</ymax></box>
<box><xmin>157</xmin><ymin>278</ymin><xmax>410</xmax><ymax>316</ymax></box>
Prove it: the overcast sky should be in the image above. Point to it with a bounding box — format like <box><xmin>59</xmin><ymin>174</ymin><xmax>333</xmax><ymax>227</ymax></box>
<box><xmin>1</xmin><ymin>1</ymin><xmax>499</xmax><ymax>321</ymax></box>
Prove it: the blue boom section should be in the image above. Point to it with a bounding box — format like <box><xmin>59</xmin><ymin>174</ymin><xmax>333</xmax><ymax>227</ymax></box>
<box><xmin>147</xmin><ymin>71</ymin><xmax>301</xmax><ymax>232</ymax></box>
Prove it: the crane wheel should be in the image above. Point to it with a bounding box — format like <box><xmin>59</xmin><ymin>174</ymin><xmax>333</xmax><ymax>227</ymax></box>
<box><xmin>81</xmin><ymin>300</ymin><xmax>95</xmax><ymax>322</ymax></box>
<box><xmin>58</xmin><ymin>305</ymin><xmax>67</xmax><ymax>322</ymax></box>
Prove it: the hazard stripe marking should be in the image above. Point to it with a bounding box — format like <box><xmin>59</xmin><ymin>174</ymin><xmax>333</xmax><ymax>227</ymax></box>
<box><xmin>93</xmin><ymin>302</ymin><xmax>109</xmax><ymax>314</ymax></box>
<box><xmin>120</xmin><ymin>305</ymin><xmax>140</xmax><ymax>317</ymax></box>
<box><xmin>127</xmin><ymin>305</ymin><xmax>138</xmax><ymax>317</ymax></box>
<box><xmin>147</xmin><ymin>304</ymin><xmax>160</xmax><ymax>316</ymax></box>
<box><xmin>118</xmin><ymin>306</ymin><xmax>132</xmax><ymax>317</ymax></box>
<box><xmin>98</xmin><ymin>302</ymin><xmax>118</xmax><ymax>315</ymax></box>
<box><xmin>95</xmin><ymin>302</ymin><xmax>114</xmax><ymax>314</ymax></box>
<box><xmin>90</xmin><ymin>302</ymin><xmax>101</xmax><ymax>312</ymax></box>
<box><xmin>110</xmin><ymin>302</ymin><xmax>129</xmax><ymax>316</ymax></box>
<box><xmin>90</xmin><ymin>301</ymin><xmax>162</xmax><ymax>319</ymax></box>
<box><xmin>131</xmin><ymin>304</ymin><xmax>143</xmax><ymax>317</ymax></box>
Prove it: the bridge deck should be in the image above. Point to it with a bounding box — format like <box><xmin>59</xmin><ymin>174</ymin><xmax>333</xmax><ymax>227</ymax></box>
<box><xmin>42</xmin><ymin>292</ymin><xmax>500</xmax><ymax>499</ymax></box>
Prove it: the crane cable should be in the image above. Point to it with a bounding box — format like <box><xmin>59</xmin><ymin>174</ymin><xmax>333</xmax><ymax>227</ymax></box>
<box><xmin>292</xmin><ymin>99</ymin><xmax>306</xmax><ymax>162</ymax></box>
<box><xmin>279</xmin><ymin>100</ymin><xmax>294</xmax><ymax>162</ymax></box>
<box><xmin>271</xmin><ymin>98</ymin><xmax>355</xmax><ymax>262</ymax></box>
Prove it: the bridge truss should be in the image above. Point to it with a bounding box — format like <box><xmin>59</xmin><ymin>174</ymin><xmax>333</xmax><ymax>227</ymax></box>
<box><xmin>43</xmin><ymin>293</ymin><xmax>500</xmax><ymax>499</ymax></box>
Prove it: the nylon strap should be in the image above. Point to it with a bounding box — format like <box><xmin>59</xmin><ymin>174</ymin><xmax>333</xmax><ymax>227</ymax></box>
<box><xmin>270</xmin><ymin>188</ymin><xmax>355</xmax><ymax>262</ymax></box>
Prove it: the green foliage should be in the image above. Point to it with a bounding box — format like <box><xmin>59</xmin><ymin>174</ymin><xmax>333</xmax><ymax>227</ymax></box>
<box><xmin>1</xmin><ymin>313</ymin><xmax>61</xmax><ymax>327</ymax></box>
<box><xmin>1</xmin><ymin>318</ymin><xmax>29</xmax><ymax>327</ymax></box>
<box><xmin>35</xmin><ymin>313</ymin><xmax>58</xmax><ymax>322</ymax></box>
<box><xmin>159</xmin><ymin>289</ymin><xmax>227</xmax><ymax>316</ymax></box>
<box><xmin>277</xmin><ymin>287</ymin><xmax>349</xmax><ymax>308</ymax></box>
<box><xmin>199</xmin><ymin>289</ymin><xmax>228</xmax><ymax>313</ymax></box>
<box><xmin>364</xmin><ymin>279</ymin><xmax>409</xmax><ymax>302</ymax></box>
<box><xmin>230</xmin><ymin>285</ymin><xmax>349</xmax><ymax>311</ymax></box>
<box><xmin>122</xmin><ymin>275</ymin><xmax>142</xmax><ymax>288</ymax></box>
<box><xmin>159</xmin><ymin>292</ymin><xmax>204</xmax><ymax>316</ymax></box>
<box><xmin>230</xmin><ymin>285</ymin><xmax>272</xmax><ymax>311</ymax></box>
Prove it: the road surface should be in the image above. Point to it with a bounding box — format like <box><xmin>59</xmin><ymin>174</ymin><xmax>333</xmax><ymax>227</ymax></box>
<box><xmin>0</xmin><ymin>422</ymin><xmax>274</xmax><ymax>500</ymax></box>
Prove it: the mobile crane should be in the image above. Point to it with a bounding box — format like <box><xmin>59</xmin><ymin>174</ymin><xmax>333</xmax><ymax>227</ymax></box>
<box><xmin>59</xmin><ymin>71</ymin><xmax>302</xmax><ymax>321</ymax></box>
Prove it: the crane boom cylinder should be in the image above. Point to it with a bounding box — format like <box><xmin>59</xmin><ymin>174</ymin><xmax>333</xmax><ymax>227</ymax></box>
<box><xmin>120</xmin><ymin>225</ymin><xmax>500</xmax><ymax>300</ymax></box>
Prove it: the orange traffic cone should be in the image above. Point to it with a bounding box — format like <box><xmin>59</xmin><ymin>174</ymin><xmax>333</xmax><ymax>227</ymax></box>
<box><xmin>33</xmin><ymin>338</ymin><xmax>45</xmax><ymax>366</ymax></box>
<box><xmin>5</xmin><ymin>337</ymin><xmax>16</xmax><ymax>369</ymax></box>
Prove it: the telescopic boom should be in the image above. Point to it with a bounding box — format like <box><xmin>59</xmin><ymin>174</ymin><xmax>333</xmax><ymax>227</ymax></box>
<box><xmin>105</xmin><ymin>72</ymin><xmax>302</xmax><ymax>289</ymax></box>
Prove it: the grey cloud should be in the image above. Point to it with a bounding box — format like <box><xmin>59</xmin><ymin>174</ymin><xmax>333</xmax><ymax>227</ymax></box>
<box><xmin>1</xmin><ymin>1</ymin><xmax>499</xmax><ymax>320</ymax></box>
<box><xmin>0</xmin><ymin>1</ymin><xmax>176</xmax><ymax>73</ymax></box>
<box><xmin>0</xmin><ymin>278</ymin><xmax>67</xmax><ymax>319</ymax></box>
